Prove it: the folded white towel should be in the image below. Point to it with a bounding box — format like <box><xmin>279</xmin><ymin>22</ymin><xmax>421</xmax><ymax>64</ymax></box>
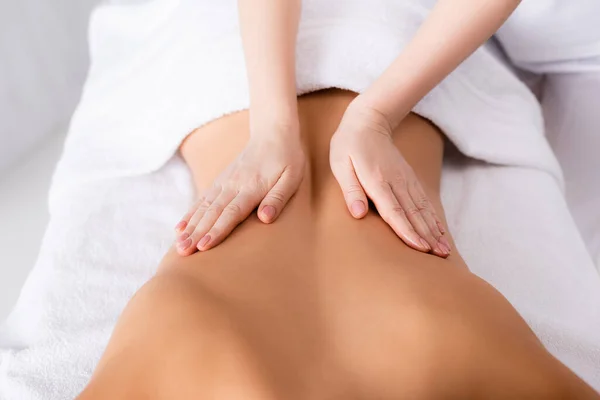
<box><xmin>51</xmin><ymin>0</ymin><xmax>561</xmax><ymax>203</ymax></box>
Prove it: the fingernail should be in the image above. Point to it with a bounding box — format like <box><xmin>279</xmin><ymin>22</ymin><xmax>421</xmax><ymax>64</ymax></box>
<box><xmin>351</xmin><ymin>200</ymin><xmax>366</xmax><ymax>217</ymax></box>
<box><xmin>177</xmin><ymin>238</ymin><xmax>191</xmax><ymax>251</ymax></box>
<box><xmin>175</xmin><ymin>221</ymin><xmax>187</xmax><ymax>231</ymax></box>
<box><xmin>437</xmin><ymin>240</ymin><xmax>451</xmax><ymax>255</ymax></box>
<box><xmin>198</xmin><ymin>234</ymin><xmax>211</xmax><ymax>249</ymax></box>
<box><xmin>261</xmin><ymin>205</ymin><xmax>276</xmax><ymax>221</ymax></box>
<box><xmin>439</xmin><ymin>236</ymin><xmax>451</xmax><ymax>252</ymax></box>
<box><xmin>419</xmin><ymin>238</ymin><xmax>431</xmax><ymax>251</ymax></box>
<box><xmin>437</xmin><ymin>221</ymin><xmax>446</xmax><ymax>234</ymax></box>
<box><xmin>177</xmin><ymin>232</ymin><xmax>189</xmax><ymax>243</ymax></box>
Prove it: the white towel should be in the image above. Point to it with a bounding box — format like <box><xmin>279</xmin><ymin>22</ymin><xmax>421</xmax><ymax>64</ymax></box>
<box><xmin>51</xmin><ymin>0</ymin><xmax>562</xmax><ymax>201</ymax></box>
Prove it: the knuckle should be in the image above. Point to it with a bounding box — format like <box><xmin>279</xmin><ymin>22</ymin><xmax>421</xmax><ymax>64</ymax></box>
<box><xmin>383</xmin><ymin>205</ymin><xmax>405</xmax><ymax>221</ymax></box>
<box><xmin>198</xmin><ymin>199</ymin><xmax>213</xmax><ymax>210</ymax></box>
<box><xmin>391</xmin><ymin>173</ymin><xmax>408</xmax><ymax>187</ymax></box>
<box><xmin>430</xmin><ymin>220</ymin><xmax>443</xmax><ymax>235</ymax></box>
<box><xmin>267</xmin><ymin>189</ymin><xmax>286</xmax><ymax>204</ymax></box>
<box><xmin>405</xmin><ymin>206</ymin><xmax>421</xmax><ymax>217</ymax></box>
<box><xmin>205</xmin><ymin>204</ymin><xmax>223</xmax><ymax>218</ymax></box>
<box><xmin>419</xmin><ymin>209</ymin><xmax>434</xmax><ymax>221</ymax></box>
<box><xmin>345</xmin><ymin>184</ymin><xmax>363</xmax><ymax>196</ymax></box>
<box><xmin>189</xmin><ymin>230</ymin><xmax>203</xmax><ymax>242</ymax></box>
<box><xmin>373</xmin><ymin>169</ymin><xmax>386</xmax><ymax>182</ymax></box>
<box><xmin>249</xmin><ymin>175</ymin><xmax>267</xmax><ymax>192</ymax></box>
<box><xmin>222</xmin><ymin>184</ymin><xmax>240</xmax><ymax>196</ymax></box>
<box><xmin>378</xmin><ymin>180</ymin><xmax>392</xmax><ymax>192</ymax></box>
<box><xmin>392</xmin><ymin>205</ymin><xmax>405</xmax><ymax>215</ymax></box>
<box><xmin>425</xmin><ymin>216</ymin><xmax>441</xmax><ymax>233</ymax></box>
<box><xmin>224</xmin><ymin>202</ymin><xmax>243</xmax><ymax>216</ymax></box>
<box><xmin>207</xmin><ymin>227</ymin><xmax>220</xmax><ymax>239</ymax></box>
<box><xmin>415</xmin><ymin>196</ymin><xmax>432</xmax><ymax>211</ymax></box>
<box><xmin>183</xmin><ymin>225</ymin><xmax>197</xmax><ymax>235</ymax></box>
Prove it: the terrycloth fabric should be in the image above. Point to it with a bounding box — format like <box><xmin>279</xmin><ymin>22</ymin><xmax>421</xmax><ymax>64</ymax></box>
<box><xmin>1</xmin><ymin>154</ymin><xmax>600</xmax><ymax>399</ymax></box>
<box><xmin>50</xmin><ymin>0</ymin><xmax>562</xmax><ymax>201</ymax></box>
<box><xmin>495</xmin><ymin>0</ymin><xmax>600</xmax><ymax>73</ymax></box>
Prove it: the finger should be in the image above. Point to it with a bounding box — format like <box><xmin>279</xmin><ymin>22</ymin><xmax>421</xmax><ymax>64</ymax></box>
<box><xmin>176</xmin><ymin>188</ymin><xmax>230</xmax><ymax>255</ymax></box>
<box><xmin>257</xmin><ymin>167</ymin><xmax>301</xmax><ymax>224</ymax></box>
<box><xmin>177</xmin><ymin>186</ymin><xmax>221</xmax><ymax>242</ymax></box>
<box><xmin>199</xmin><ymin>192</ymin><xmax>258</xmax><ymax>251</ymax></box>
<box><xmin>393</xmin><ymin>181</ymin><xmax>448</xmax><ymax>258</ymax></box>
<box><xmin>366</xmin><ymin>181</ymin><xmax>430</xmax><ymax>253</ymax></box>
<box><xmin>420</xmin><ymin>210</ymin><xmax>449</xmax><ymax>257</ymax></box>
<box><xmin>331</xmin><ymin>157</ymin><xmax>368</xmax><ymax>219</ymax></box>
<box><xmin>175</xmin><ymin>206</ymin><xmax>195</xmax><ymax>233</ymax></box>
<box><xmin>437</xmin><ymin>219</ymin><xmax>446</xmax><ymax>234</ymax></box>
<box><xmin>177</xmin><ymin>189</ymin><xmax>218</xmax><ymax>243</ymax></box>
<box><xmin>186</xmin><ymin>189</ymin><xmax>238</xmax><ymax>253</ymax></box>
<box><xmin>408</xmin><ymin>181</ymin><xmax>450</xmax><ymax>255</ymax></box>
<box><xmin>175</xmin><ymin>196</ymin><xmax>205</xmax><ymax>233</ymax></box>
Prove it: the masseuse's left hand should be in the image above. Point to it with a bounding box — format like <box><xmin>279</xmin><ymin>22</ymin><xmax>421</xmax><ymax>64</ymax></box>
<box><xmin>330</xmin><ymin>97</ymin><xmax>451</xmax><ymax>258</ymax></box>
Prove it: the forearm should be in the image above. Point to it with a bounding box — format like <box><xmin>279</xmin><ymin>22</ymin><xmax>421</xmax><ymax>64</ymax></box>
<box><xmin>359</xmin><ymin>0</ymin><xmax>521</xmax><ymax>129</ymax></box>
<box><xmin>238</xmin><ymin>0</ymin><xmax>301</xmax><ymax>129</ymax></box>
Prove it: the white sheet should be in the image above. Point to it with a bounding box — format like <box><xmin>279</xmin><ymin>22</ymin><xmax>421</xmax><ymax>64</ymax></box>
<box><xmin>1</xmin><ymin>151</ymin><xmax>599</xmax><ymax>399</ymax></box>
<box><xmin>543</xmin><ymin>71</ymin><xmax>600</xmax><ymax>269</ymax></box>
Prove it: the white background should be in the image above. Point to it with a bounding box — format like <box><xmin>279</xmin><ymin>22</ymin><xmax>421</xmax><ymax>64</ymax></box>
<box><xmin>0</xmin><ymin>0</ymin><xmax>98</xmax><ymax>320</ymax></box>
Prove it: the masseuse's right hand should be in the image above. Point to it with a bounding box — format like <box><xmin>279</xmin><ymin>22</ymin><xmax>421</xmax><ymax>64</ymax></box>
<box><xmin>174</xmin><ymin>121</ymin><xmax>306</xmax><ymax>255</ymax></box>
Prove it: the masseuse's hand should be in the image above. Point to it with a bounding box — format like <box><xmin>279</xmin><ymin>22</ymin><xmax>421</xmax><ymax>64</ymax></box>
<box><xmin>175</xmin><ymin>121</ymin><xmax>305</xmax><ymax>255</ymax></box>
<box><xmin>330</xmin><ymin>98</ymin><xmax>450</xmax><ymax>258</ymax></box>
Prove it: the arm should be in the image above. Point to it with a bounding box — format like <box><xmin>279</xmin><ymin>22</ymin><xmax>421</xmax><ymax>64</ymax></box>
<box><xmin>238</xmin><ymin>0</ymin><xmax>301</xmax><ymax>131</ymax></box>
<box><xmin>175</xmin><ymin>1</ymin><xmax>304</xmax><ymax>255</ymax></box>
<box><xmin>358</xmin><ymin>0</ymin><xmax>521</xmax><ymax>129</ymax></box>
<box><xmin>331</xmin><ymin>0</ymin><xmax>520</xmax><ymax>257</ymax></box>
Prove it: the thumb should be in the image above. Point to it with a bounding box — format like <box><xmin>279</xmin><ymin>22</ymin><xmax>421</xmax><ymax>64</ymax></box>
<box><xmin>331</xmin><ymin>157</ymin><xmax>368</xmax><ymax>219</ymax></box>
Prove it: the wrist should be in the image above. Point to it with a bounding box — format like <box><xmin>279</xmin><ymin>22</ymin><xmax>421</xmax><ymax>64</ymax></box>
<box><xmin>354</xmin><ymin>91</ymin><xmax>410</xmax><ymax>131</ymax></box>
<box><xmin>345</xmin><ymin>95</ymin><xmax>395</xmax><ymax>137</ymax></box>
<box><xmin>249</xmin><ymin>105</ymin><xmax>300</xmax><ymax>139</ymax></box>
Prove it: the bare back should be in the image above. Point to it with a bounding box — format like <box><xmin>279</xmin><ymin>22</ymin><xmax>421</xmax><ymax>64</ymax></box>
<box><xmin>79</xmin><ymin>90</ymin><xmax>598</xmax><ymax>399</ymax></box>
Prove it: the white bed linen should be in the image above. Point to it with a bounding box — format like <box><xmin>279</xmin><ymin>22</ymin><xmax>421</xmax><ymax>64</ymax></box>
<box><xmin>543</xmin><ymin>71</ymin><xmax>600</xmax><ymax>270</ymax></box>
<box><xmin>1</xmin><ymin>151</ymin><xmax>600</xmax><ymax>399</ymax></box>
